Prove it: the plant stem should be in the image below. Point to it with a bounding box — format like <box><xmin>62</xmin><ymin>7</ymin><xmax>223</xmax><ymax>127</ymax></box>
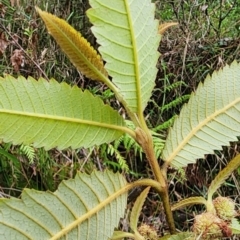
<box><xmin>159</xmin><ymin>186</ymin><xmax>176</xmax><ymax>234</ymax></box>
<box><xmin>136</xmin><ymin>127</ymin><xmax>176</xmax><ymax>234</ymax></box>
<box><xmin>147</xmin><ymin>135</ymin><xmax>176</xmax><ymax>234</ymax></box>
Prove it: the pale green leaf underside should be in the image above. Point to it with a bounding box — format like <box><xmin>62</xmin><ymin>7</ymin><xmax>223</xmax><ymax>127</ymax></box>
<box><xmin>162</xmin><ymin>61</ymin><xmax>240</xmax><ymax>168</ymax></box>
<box><xmin>87</xmin><ymin>0</ymin><xmax>161</xmax><ymax>113</ymax></box>
<box><xmin>0</xmin><ymin>76</ymin><xmax>125</xmax><ymax>149</ymax></box>
<box><xmin>0</xmin><ymin>170</ymin><xmax>127</xmax><ymax>240</ymax></box>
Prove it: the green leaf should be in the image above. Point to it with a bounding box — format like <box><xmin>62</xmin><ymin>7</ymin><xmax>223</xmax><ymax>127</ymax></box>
<box><xmin>230</xmin><ymin>218</ymin><xmax>240</xmax><ymax>234</ymax></box>
<box><xmin>0</xmin><ymin>75</ymin><xmax>130</xmax><ymax>150</ymax></box>
<box><xmin>0</xmin><ymin>170</ymin><xmax>128</xmax><ymax>240</ymax></box>
<box><xmin>87</xmin><ymin>0</ymin><xmax>161</xmax><ymax>114</ymax></box>
<box><xmin>111</xmin><ymin>231</ymin><xmax>135</xmax><ymax>240</ymax></box>
<box><xmin>159</xmin><ymin>232</ymin><xmax>194</xmax><ymax>240</ymax></box>
<box><xmin>162</xmin><ymin>61</ymin><xmax>240</xmax><ymax>168</ymax></box>
<box><xmin>208</xmin><ymin>154</ymin><xmax>240</xmax><ymax>199</ymax></box>
<box><xmin>0</xmin><ymin>147</ymin><xmax>20</xmax><ymax>168</ymax></box>
<box><xmin>130</xmin><ymin>187</ymin><xmax>150</xmax><ymax>232</ymax></box>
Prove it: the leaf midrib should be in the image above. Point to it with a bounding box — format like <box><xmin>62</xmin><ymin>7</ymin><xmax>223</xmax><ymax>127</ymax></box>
<box><xmin>0</xmin><ymin>109</ymin><xmax>129</xmax><ymax>133</ymax></box>
<box><xmin>124</xmin><ymin>1</ymin><xmax>142</xmax><ymax>116</ymax></box>
<box><xmin>166</xmin><ymin>96</ymin><xmax>240</xmax><ymax>164</ymax></box>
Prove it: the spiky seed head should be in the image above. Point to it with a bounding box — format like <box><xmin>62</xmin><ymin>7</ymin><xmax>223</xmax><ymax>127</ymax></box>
<box><xmin>193</xmin><ymin>212</ymin><xmax>224</xmax><ymax>240</ymax></box>
<box><xmin>137</xmin><ymin>224</ymin><xmax>158</xmax><ymax>240</ymax></box>
<box><xmin>213</xmin><ymin>196</ymin><xmax>236</xmax><ymax>221</ymax></box>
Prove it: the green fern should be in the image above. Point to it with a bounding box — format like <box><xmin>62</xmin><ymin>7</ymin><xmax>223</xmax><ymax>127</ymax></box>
<box><xmin>118</xmin><ymin>120</ymin><xmax>144</xmax><ymax>160</ymax></box>
<box><xmin>19</xmin><ymin>144</ymin><xmax>35</xmax><ymax>164</ymax></box>
<box><xmin>101</xmin><ymin>120</ymin><xmax>165</xmax><ymax>173</ymax></box>
<box><xmin>153</xmin><ymin>115</ymin><xmax>177</xmax><ymax>132</ymax></box>
<box><xmin>114</xmin><ymin>120</ymin><xmax>165</xmax><ymax>161</ymax></box>
<box><xmin>161</xmin><ymin>94</ymin><xmax>190</xmax><ymax>113</ymax></box>
<box><xmin>107</xmin><ymin>144</ymin><xmax>129</xmax><ymax>172</ymax></box>
<box><xmin>152</xmin><ymin>132</ymin><xmax>165</xmax><ymax>159</ymax></box>
<box><xmin>103</xmin><ymin>160</ymin><xmax>122</xmax><ymax>172</ymax></box>
<box><xmin>164</xmin><ymin>81</ymin><xmax>188</xmax><ymax>92</ymax></box>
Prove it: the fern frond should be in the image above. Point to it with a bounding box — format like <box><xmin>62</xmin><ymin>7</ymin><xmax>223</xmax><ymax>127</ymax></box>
<box><xmin>115</xmin><ymin>151</ymin><xmax>129</xmax><ymax>172</ymax></box>
<box><xmin>113</xmin><ymin>135</ymin><xmax>124</xmax><ymax>149</ymax></box>
<box><xmin>161</xmin><ymin>95</ymin><xmax>190</xmax><ymax>112</ymax></box>
<box><xmin>20</xmin><ymin>144</ymin><xmax>35</xmax><ymax>163</ymax></box>
<box><xmin>164</xmin><ymin>81</ymin><xmax>188</xmax><ymax>92</ymax></box>
<box><xmin>153</xmin><ymin>115</ymin><xmax>177</xmax><ymax>132</ymax></box>
<box><xmin>116</xmin><ymin>120</ymin><xmax>144</xmax><ymax>160</ymax></box>
<box><xmin>152</xmin><ymin>135</ymin><xmax>165</xmax><ymax>159</ymax></box>
<box><xmin>103</xmin><ymin>160</ymin><xmax>121</xmax><ymax>172</ymax></box>
<box><xmin>113</xmin><ymin>120</ymin><xmax>165</xmax><ymax>161</ymax></box>
<box><xmin>107</xmin><ymin>144</ymin><xmax>129</xmax><ymax>172</ymax></box>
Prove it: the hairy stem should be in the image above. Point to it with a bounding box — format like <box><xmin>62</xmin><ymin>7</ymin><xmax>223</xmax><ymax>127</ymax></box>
<box><xmin>159</xmin><ymin>186</ymin><xmax>176</xmax><ymax>234</ymax></box>
<box><xmin>135</xmin><ymin>127</ymin><xmax>176</xmax><ymax>234</ymax></box>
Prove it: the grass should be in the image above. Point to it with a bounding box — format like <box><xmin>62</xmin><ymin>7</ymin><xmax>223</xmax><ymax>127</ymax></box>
<box><xmin>0</xmin><ymin>0</ymin><xmax>240</xmax><ymax>237</ymax></box>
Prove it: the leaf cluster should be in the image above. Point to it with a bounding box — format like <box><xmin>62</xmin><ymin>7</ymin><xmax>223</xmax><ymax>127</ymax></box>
<box><xmin>0</xmin><ymin>1</ymin><xmax>239</xmax><ymax>240</ymax></box>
